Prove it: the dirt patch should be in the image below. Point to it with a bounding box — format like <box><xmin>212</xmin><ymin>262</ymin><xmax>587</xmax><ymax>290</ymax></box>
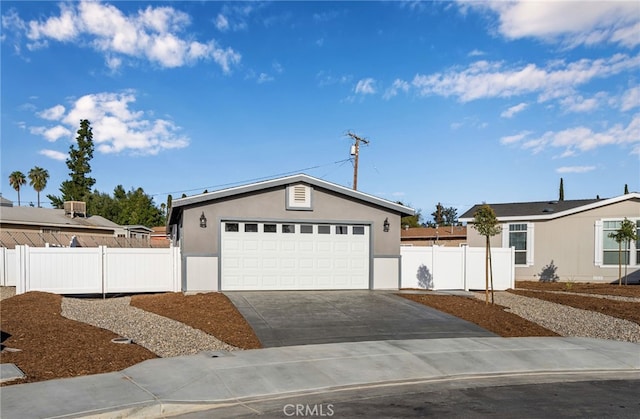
<box><xmin>516</xmin><ymin>281</ymin><xmax>640</xmax><ymax>298</ymax></box>
<box><xmin>0</xmin><ymin>292</ymin><xmax>157</xmax><ymax>386</ymax></box>
<box><xmin>399</xmin><ymin>294</ymin><xmax>559</xmax><ymax>337</ymax></box>
<box><xmin>130</xmin><ymin>292</ymin><xmax>262</xmax><ymax>350</ymax></box>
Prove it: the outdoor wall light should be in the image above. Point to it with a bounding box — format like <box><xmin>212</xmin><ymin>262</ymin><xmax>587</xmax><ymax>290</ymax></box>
<box><xmin>199</xmin><ymin>212</ymin><xmax>207</xmax><ymax>228</ymax></box>
<box><xmin>383</xmin><ymin>217</ymin><xmax>390</xmax><ymax>232</ymax></box>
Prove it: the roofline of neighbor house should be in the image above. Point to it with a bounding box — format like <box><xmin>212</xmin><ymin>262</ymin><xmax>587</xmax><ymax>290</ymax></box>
<box><xmin>0</xmin><ymin>220</ymin><xmax>117</xmax><ymax>232</ymax></box>
<box><xmin>168</xmin><ymin>174</ymin><xmax>415</xmax><ymax>225</ymax></box>
<box><xmin>458</xmin><ymin>193</ymin><xmax>640</xmax><ymax>223</ymax></box>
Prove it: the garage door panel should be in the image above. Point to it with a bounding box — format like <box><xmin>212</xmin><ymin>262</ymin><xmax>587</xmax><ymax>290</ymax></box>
<box><xmin>222</xmin><ymin>222</ymin><xmax>369</xmax><ymax>290</ymax></box>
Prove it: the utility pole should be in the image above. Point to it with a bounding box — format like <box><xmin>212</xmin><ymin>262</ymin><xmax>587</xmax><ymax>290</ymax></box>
<box><xmin>346</xmin><ymin>131</ymin><xmax>369</xmax><ymax>190</ymax></box>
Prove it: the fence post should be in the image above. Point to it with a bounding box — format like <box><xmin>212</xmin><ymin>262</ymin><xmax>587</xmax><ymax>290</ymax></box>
<box><xmin>15</xmin><ymin>245</ymin><xmax>27</xmax><ymax>295</ymax></box>
<box><xmin>462</xmin><ymin>245</ymin><xmax>468</xmax><ymax>291</ymax></box>
<box><xmin>100</xmin><ymin>246</ymin><xmax>106</xmax><ymax>298</ymax></box>
<box><xmin>0</xmin><ymin>247</ymin><xmax>5</xmax><ymax>287</ymax></box>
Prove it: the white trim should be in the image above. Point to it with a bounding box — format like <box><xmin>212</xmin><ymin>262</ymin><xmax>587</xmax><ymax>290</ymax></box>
<box><xmin>595</xmin><ymin>217</ymin><xmax>640</xmax><ymax>268</ymax></box>
<box><xmin>594</xmin><ymin>220</ymin><xmax>603</xmax><ymax>266</ymax></box>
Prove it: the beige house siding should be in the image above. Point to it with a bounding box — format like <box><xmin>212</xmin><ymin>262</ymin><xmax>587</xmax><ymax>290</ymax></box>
<box><xmin>466</xmin><ymin>198</ymin><xmax>640</xmax><ymax>283</ymax></box>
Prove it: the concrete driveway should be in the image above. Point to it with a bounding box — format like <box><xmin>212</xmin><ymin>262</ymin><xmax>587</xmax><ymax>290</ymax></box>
<box><xmin>224</xmin><ymin>291</ymin><xmax>496</xmax><ymax>347</ymax></box>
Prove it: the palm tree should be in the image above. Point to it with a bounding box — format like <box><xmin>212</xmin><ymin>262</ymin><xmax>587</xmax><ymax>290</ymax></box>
<box><xmin>8</xmin><ymin>171</ymin><xmax>26</xmax><ymax>206</ymax></box>
<box><xmin>28</xmin><ymin>166</ymin><xmax>49</xmax><ymax>207</ymax></box>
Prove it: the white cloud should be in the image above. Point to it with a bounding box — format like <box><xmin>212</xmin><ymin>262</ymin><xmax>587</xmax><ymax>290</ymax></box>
<box><xmin>411</xmin><ymin>53</ymin><xmax>640</xmax><ymax>103</ymax></box>
<box><xmin>467</xmin><ymin>1</ymin><xmax>640</xmax><ymax>48</ymax></box>
<box><xmin>215</xmin><ymin>14</ymin><xmax>229</xmax><ymax>31</ymax></box>
<box><xmin>468</xmin><ymin>49</ymin><xmax>485</xmax><ymax>57</ymax></box>
<box><xmin>257</xmin><ymin>73</ymin><xmax>273</xmax><ymax>84</ymax></box>
<box><xmin>38</xmin><ymin>104</ymin><xmax>66</xmax><ymax>120</ymax></box>
<box><xmin>521</xmin><ymin>113</ymin><xmax>640</xmax><ymax>155</ymax></box>
<box><xmin>32</xmin><ymin>91</ymin><xmax>189</xmax><ymax>155</ymax></box>
<box><xmin>355</xmin><ymin>78</ymin><xmax>376</xmax><ymax>95</ymax></box>
<box><xmin>501</xmin><ymin>103</ymin><xmax>528</xmax><ymax>118</ymax></box>
<box><xmin>316</xmin><ymin>71</ymin><xmax>351</xmax><ymax>87</ymax></box>
<box><xmin>500</xmin><ymin>131</ymin><xmax>531</xmax><ymax>145</ymax></box>
<box><xmin>620</xmin><ymin>86</ymin><xmax>640</xmax><ymax>112</ymax></box>
<box><xmin>559</xmin><ymin>94</ymin><xmax>601</xmax><ymax>113</ymax></box>
<box><xmin>39</xmin><ymin>149</ymin><xmax>67</xmax><ymax>161</ymax></box>
<box><xmin>556</xmin><ymin>166</ymin><xmax>596</xmax><ymax>174</ymax></box>
<box><xmin>383</xmin><ymin>79</ymin><xmax>410</xmax><ymax>100</ymax></box>
<box><xmin>11</xmin><ymin>1</ymin><xmax>241</xmax><ymax>72</ymax></box>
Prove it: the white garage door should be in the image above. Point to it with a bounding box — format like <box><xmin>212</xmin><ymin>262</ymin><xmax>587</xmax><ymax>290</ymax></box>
<box><xmin>221</xmin><ymin>221</ymin><xmax>370</xmax><ymax>290</ymax></box>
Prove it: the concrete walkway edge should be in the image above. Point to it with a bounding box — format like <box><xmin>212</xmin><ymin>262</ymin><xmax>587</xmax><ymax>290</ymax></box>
<box><xmin>2</xmin><ymin>337</ymin><xmax>639</xmax><ymax>419</ymax></box>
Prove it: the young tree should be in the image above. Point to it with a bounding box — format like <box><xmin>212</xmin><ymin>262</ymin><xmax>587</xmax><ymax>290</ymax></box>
<box><xmin>28</xmin><ymin>166</ymin><xmax>49</xmax><ymax>207</ymax></box>
<box><xmin>472</xmin><ymin>204</ymin><xmax>502</xmax><ymax>304</ymax></box>
<box><xmin>8</xmin><ymin>171</ymin><xmax>26</xmax><ymax>206</ymax></box>
<box><xmin>608</xmin><ymin>218</ymin><xmax>638</xmax><ymax>286</ymax></box>
<box><xmin>559</xmin><ymin>178</ymin><xmax>564</xmax><ymax>201</ymax></box>
<box><xmin>48</xmin><ymin>119</ymin><xmax>96</xmax><ymax>208</ymax></box>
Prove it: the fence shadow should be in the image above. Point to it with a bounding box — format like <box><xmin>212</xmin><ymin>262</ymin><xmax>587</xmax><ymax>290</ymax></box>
<box><xmin>417</xmin><ymin>264</ymin><xmax>433</xmax><ymax>289</ymax></box>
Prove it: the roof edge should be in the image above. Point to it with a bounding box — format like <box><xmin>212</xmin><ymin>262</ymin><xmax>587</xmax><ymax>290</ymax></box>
<box><xmin>169</xmin><ymin>174</ymin><xmax>415</xmax><ymax>220</ymax></box>
<box><xmin>459</xmin><ymin>193</ymin><xmax>640</xmax><ymax>222</ymax></box>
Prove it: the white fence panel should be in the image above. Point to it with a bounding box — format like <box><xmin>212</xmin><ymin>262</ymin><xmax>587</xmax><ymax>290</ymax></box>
<box><xmin>12</xmin><ymin>245</ymin><xmax>181</xmax><ymax>295</ymax></box>
<box><xmin>401</xmin><ymin>246</ymin><xmax>514</xmax><ymax>291</ymax></box>
<box><xmin>433</xmin><ymin>246</ymin><xmax>465</xmax><ymax>290</ymax></box>
<box><xmin>1</xmin><ymin>248</ymin><xmax>17</xmax><ymax>286</ymax></box>
<box><xmin>25</xmin><ymin>247</ymin><xmax>102</xmax><ymax>294</ymax></box>
<box><xmin>104</xmin><ymin>247</ymin><xmax>178</xmax><ymax>293</ymax></box>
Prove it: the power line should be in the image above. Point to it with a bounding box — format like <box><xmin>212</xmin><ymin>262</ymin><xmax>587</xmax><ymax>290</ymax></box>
<box><xmin>150</xmin><ymin>158</ymin><xmax>353</xmax><ymax>198</ymax></box>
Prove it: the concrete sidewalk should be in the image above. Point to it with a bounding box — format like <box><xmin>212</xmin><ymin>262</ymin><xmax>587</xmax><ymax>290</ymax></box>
<box><xmin>1</xmin><ymin>337</ymin><xmax>639</xmax><ymax>419</ymax></box>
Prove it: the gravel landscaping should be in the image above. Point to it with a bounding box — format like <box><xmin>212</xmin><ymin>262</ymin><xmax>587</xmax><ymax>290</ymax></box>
<box><xmin>1</xmin><ymin>281</ymin><xmax>639</xmax><ymax>386</ymax></box>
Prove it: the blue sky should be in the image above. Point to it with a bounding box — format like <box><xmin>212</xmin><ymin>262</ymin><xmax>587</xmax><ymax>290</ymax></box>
<box><xmin>1</xmin><ymin>1</ymin><xmax>639</xmax><ymax>220</ymax></box>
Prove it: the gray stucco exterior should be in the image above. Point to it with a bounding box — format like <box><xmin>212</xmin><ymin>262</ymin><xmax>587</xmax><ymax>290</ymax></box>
<box><xmin>168</xmin><ymin>174</ymin><xmax>414</xmax><ymax>292</ymax></box>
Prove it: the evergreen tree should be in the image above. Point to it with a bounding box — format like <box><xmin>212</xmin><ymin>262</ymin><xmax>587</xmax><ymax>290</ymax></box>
<box><xmin>431</xmin><ymin>202</ymin><xmax>445</xmax><ymax>226</ymax></box>
<box><xmin>28</xmin><ymin>166</ymin><xmax>49</xmax><ymax>207</ymax></box>
<box><xmin>8</xmin><ymin>171</ymin><xmax>26</xmax><ymax>206</ymax></box>
<box><xmin>167</xmin><ymin>194</ymin><xmax>172</xmax><ymax>210</ymax></box>
<box><xmin>624</xmin><ymin>184</ymin><xmax>629</xmax><ymax>194</ymax></box>
<box><xmin>48</xmin><ymin>119</ymin><xmax>96</xmax><ymax>208</ymax></box>
<box><xmin>559</xmin><ymin>178</ymin><xmax>564</xmax><ymax>201</ymax></box>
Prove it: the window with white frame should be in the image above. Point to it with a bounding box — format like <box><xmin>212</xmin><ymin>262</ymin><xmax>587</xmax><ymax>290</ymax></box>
<box><xmin>502</xmin><ymin>222</ymin><xmax>534</xmax><ymax>266</ymax></box>
<box><xmin>598</xmin><ymin>219</ymin><xmax>639</xmax><ymax>266</ymax></box>
<box><xmin>509</xmin><ymin>224</ymin><xmax>528</xmax><ymax>265</ymax></box>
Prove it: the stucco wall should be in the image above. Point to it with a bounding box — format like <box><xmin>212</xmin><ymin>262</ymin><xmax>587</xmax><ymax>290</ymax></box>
<box><xmin>180</xmin><ymin>186</ymin><xmax>402</xmax><ymax>257</ymax></box>
<box><xmin>466</xmin><ymin>199</ymin><xmax>640</xmax><ymax>282</ymax></box>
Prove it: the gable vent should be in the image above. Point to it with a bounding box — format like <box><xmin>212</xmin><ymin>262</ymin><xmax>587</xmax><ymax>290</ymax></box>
<box><xmin>293</xmin><ymin>185</ymin><xmax>307</xmax><ymax>202</ymax></box>
<box><xmin>287</xmin><ymin>184</ymin><xmax>312</xmax><ymax>210</ymax></box>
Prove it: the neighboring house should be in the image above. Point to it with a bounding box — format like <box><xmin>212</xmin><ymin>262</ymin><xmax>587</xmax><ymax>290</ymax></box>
<box><xmin>167</xmin><ymin>173</ymin><xmax>414</xmax><ymax>292</ymax></box>
<box><xmin>116</xmin><ymin>225</ymin><xmax>153</xmax><ymax>240</ymax></box>
<box><xmin>150</xmin><ymin>225</ymin><xmax>171</xmax><ymax>247</ymax></box>
<box><xmin>0</xmin><ymin>194</ymin><xmax>13</xmax><ymax>207</ymax></box>
<box><xmin>0</xmin><ymin>201</ymin><xmax>163</xmax><ymax>248</ymax></box>
<box><xmin>459</xmin><ymin>193</ymin><xmax>640</xmax><ymax>283</ymax></box>
<box><xmin>401</xmin><ymin>226</ymin><xmax>467</xmax><ymax>247</ymax></box>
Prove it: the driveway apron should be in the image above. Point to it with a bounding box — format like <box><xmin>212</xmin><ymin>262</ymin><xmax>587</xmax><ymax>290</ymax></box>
<box><xmin>225</xmin><ymin>291</ymin><xmax>496</xmax><ymax>347</ymax></box>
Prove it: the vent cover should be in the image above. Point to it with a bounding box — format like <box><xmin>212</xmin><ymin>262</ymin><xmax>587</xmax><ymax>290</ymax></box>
<box><xmin>286</xmin><ymin>184</ymin><xmax>312</xmax><ymax>210</ymax></box>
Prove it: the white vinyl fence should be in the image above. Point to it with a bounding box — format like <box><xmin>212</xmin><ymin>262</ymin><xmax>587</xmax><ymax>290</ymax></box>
<box><xmin>1</xmin><ymin>247</ymin><xmax>17</xmax><ymax>286</ymax></box>
<box><xmin>5</xmin><ymin>245</ymin><xmax>181</xmax><ymax>295</ymax></box>
<box><xmin>401</xmin><ymin>246</ymin><xmax>515</xmax><ymax>291</ymax></box>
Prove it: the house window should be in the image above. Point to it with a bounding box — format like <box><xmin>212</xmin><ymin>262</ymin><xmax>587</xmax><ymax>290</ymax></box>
<box><xmin>245</xmin><ymin>223</ymin><xmax>258</xmax><ymax>233</ymax></box>
<box><xmin>264</xmin><ymin>224</ymin><xmax>277</xmax><ymax>233</ymax></box>
<box><xmin>282</xmin><ymin>224</ymin><xmax>295</xmax><ymax>234</ymax></box>
<box><xmin>509</xmin><ymin>224</ymin><xmax>528</xmax><ymax>265</ymax></box>
<box><xmin>301</xmin><ymin>225</ymin><xmax>313</xmax><ymax>234</ymax></box>
<box><xmin>225</xmin><ymin>223</ymin><xmax>239</xmax><ymax>232</ymax></box>
<box><xmin>602</xmin><ymin>220</ymin><xmax>631</xmax><ymax>265</ymax></box>
<box><xmin>336</xmin><ymin>226</ymin><xmax>348</xmax><ymax>235</ymax></box>
<box><xmin>318</xmin><ymin>225</ymin><xmax>330</xmax><ymax>234</ymax></box>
